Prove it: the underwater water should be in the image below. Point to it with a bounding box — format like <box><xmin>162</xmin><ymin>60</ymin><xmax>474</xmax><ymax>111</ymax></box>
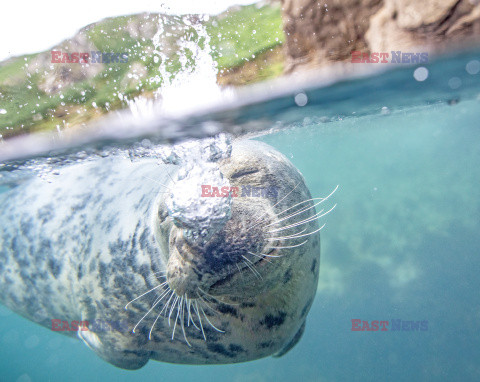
<box><xmin>1</xmin><ymin>49</ymin><xmax>480</xmax><ymax>382</ymax></box>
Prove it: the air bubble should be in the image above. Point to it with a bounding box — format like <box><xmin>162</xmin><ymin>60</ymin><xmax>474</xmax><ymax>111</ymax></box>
<box><xmin>413</xmin><ymin>67</ymin><xmax>429</xmax><ymax>82</ymax></box>
<box><xmin>25</xmin><ymin>335</ymin><xmax>40</xmax><ymax>349</ymax></box>
<box><xmin>16</xmin><ymin>374</ymin><xmax>32</xmax><ymax>382</ymax></box>
<box><xmin>294</xmin><ymin>92</ymin><xmax>308</xmax><ymax>107</ymax></box>
<box><xmin>466</xmin><ymin>60</ymin><xmax>480</xmax><ymax>75</ymax></box>
<box><xmin>448</xmin><ymin>77</ymin><xmax>462</xmax><ymax>90</ymax></box>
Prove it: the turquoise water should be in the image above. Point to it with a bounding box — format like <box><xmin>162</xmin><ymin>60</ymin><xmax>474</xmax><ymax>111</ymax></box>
<box><xmin>1</xmin><ymin>50</ymin><xmax>480</xmax><ymax>381</ymax></box>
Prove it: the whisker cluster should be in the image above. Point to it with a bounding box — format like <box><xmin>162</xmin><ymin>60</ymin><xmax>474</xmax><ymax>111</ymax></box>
<box><xmin>244</xmin><ymin>185</ymin><xmax>338</xmax><ymax>265</ymax></box>
<box><xmin>124</xmin><ymin>275</ymin><xmax>225</xmax><ymax>347</ymax></box>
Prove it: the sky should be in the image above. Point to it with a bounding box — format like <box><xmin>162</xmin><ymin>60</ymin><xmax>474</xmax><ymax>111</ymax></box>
<box><xmin>0</xmin><ymin>0</ymin><xmax>257</xmax><ymax>61</ymax></box>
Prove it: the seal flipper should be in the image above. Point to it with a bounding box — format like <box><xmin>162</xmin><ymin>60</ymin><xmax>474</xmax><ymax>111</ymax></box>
<box><xmin>78</xmin><ymin>330</ymin><xmax>150</xmax><ymax>370</ymax></box>
<box><xmin>273</xmin><ymin>320</ymin><xmax>306</xmax><ymax>358</ymax></box>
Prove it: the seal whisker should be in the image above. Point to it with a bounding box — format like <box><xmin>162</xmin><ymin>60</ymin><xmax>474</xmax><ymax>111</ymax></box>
<box><xmin>158</xmin><ymin>289</ymin><xmax>175</xmax><ymax>317</ymax></box>
<box><xmin>289</xmin><ymin>202</ymin><xmax>335</xmax><ymax>232</ymax></box>
<box><xmin>168</xmin><ymin>296</ymin><xmax>179</xmax><ymax>326</ymax></box>
<box><xmin>259</xmin><ymin>253</ymin><xmax>285</xmax><ymax>258</ymax></box>
<box><xmin>187</xmin><ymin>299</ymin><xmax>200</xmax><ymax>330</ymax></box>
<box><xmin>149</xmin><ymin>309</ymin><xmax>163</xmax><ymax>340</ymax></box>
<box><xmin>278</xmin><ymin>203</ymin><xmax>337</xmax><ymax>233</ymax></box>
<box><xmin>186</xmin><ymin>299</ymin><xmax>192</xmax><ymax>327</ymax></box>
<box><xmin>242</xmin><ymin>259</ymin><xmax>260</xmax><ymax>279</ymax></box>
<box><xmin>198</xmin><ymin>303</ymin><xmax>225</xmax><ymax>333</ymax></box>
<box><xmin>132</xmin><ymin>290</ymin><xmax>168</xmax><ymax>334</ymax></box>
<box><xmin>264</xmin><ymin>185</ymin><xmax>338</xmax><ymax>229</ymax></box>
<box><xmin>171</xmin><ymin>296</ymin><xmax>182</xmax><ymax>340</ymax></box>
<box><xmin>236</xmin><ymin>263</ymin><xmax>245</xmax><ymax>278</ymax></box>
<box><xmin>264</xmin><ymin>198</ymin><xmax>325</xmax><ymax>228</ymax></box>
<box><xmin>194</xmin><ymin>300</ymin><xmax>207</xmax><ymax>341</ymax></box>
<box><xmin>141</xmin><ymin>175</ymin><xmax>172</xmax><ymax>191</ymax></box>
<box><xmin>197</xmin><ymin>290</ymin><xmax>217</xmax><ymax>303</ymax></box>
<box><xmin>166</xmin><ymin>170</ymin><xmax>177</xmax><ymax>185</ymax></box>
<box><xmin>196</xmin><ymin>289</ymin><xmax>214</xmax><ymax>304</ymax></box>
<box><xmin>241</xmin><ymin>256</ymin><xmax>262</xmax><ymax>279</ymax></box>
<box><xmin>197</xmin><ymin>287</ymin><xmax>240</xmax><ymax>306</ymax></box>
<box><xmin>268</xmin><ymin>225</ymin><xmax>313</xmax><ymax>240</ymax></box>
<box><xmin>148</xmin><ymin>288</ymin><xmax>174</xmax><ymax>340</ymax></box>
<box><xmin>180</xmin><ymin>296</ymin><xmax>192</xmax><ymax>347</ymax></box>
<box><xmin>151</xmin><ymin>287</ymin><xmax>172</xmax><ymax>308</ymax></box>
<box><xmin>267</xmin><ymin>205</ymin><xmax>334</xmax><ymax>234</ymax></box>
<box><xmin>196</xmin><ymin>292</ymin><xmax>221</xmax><ymax>315</ymax></box>
<box><xmin>247</xmin><ymin>181</ymin><xmax>301</xmax><ymax>231</ymax></box>
<box><xmin>247</xmin><ymin>251</ymin><xmax>273</xmax><ymax>264</ymax></box>
<box><xmin>268</xmin><ymin>239</ymin><xmax>309</xmax><ymax>250</ymax></box>
<box><xmin>268</xmin><ymin>227</ymin><xmax>307</xmax><ymax>240</ymax></box>
<box><xmin>145</xmin><ymin>191</ymin><xmax>170</xmax><ymax>195</ymax></box>
<box><xmin>268</xmin><ymin>223</ymin><xmax>326</xmax><ymax>241</ymax></box>
<box><xmin>125</xmin><ymin>281</ymin><xmax>168</xmax><ymax>310</ymax></box>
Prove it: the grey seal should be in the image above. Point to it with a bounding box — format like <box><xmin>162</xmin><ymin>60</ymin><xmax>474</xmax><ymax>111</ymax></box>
<box><xmin>0</xmin><ymin>139</ymin><xmax>331</xmax><ymax>369</ymax></box>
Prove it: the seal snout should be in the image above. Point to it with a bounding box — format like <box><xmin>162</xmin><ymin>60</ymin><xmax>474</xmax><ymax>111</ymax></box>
<box><xmin>165</xmin><ymin>201</ymin><xmax>274</xmax><ymax>300</ymax></box>
<box><xmin>166</xmin><ymin>231</ymin><xmax>205</xmax><ymax>298</ymax></box>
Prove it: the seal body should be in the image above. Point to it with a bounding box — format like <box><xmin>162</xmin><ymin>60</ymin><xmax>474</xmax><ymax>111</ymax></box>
<box><xmin>0</xmin><ymin>140</ymin><xmax>320</xmax><ymax>369</ymax></box>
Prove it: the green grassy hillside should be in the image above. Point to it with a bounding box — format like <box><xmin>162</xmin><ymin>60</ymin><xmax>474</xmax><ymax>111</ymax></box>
<box><xmin>0</xmin><ymin>3</ymin><xmax>285</xmax><ymax>139</ymax></box>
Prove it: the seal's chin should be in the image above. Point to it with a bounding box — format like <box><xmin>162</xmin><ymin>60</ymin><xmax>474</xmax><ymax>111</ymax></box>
<box><xmin>165</xmin><ymin>203</ymin><xmax>276</xmax><ymax>299</ymax></box>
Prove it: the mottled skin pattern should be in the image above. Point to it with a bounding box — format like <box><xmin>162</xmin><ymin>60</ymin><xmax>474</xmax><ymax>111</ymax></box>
<box><xmin>0</xmin><ymin>140</ymin><xmax>320</xmax><ymax>370</ymax></box>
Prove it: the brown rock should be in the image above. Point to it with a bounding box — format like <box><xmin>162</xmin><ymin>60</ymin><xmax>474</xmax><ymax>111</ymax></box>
<box><xmin>281</xmin><ymin>0</ymin><xmax>383</xmax><ymax>72</ymax></box>
<box><xmin>281</xmin><ymin>0</ymin><xmax>480</xmax><ymax>72</ymax></box>
<box><xmin>367</xmin><ymin>0</ymin><xmax>480</xmax><ymax>52</ymax></box>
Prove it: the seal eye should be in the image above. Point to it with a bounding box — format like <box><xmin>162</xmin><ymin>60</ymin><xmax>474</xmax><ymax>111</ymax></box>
<box><xmin>230</xmin><ymin>168</ymin><xmax>259</xmax><ymax>179</ymax></box>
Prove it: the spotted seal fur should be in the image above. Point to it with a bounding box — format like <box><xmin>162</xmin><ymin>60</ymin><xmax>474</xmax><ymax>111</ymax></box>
<box><xmin>0</xmin><ymin>140</ymin><xmax>329</xmax><ymax>369</ymax></box>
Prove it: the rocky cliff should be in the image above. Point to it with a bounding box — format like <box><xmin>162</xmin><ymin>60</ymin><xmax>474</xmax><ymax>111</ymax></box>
<box><xmin>281</xmin><ymin>0</ymin><xmax>480</xmax><ymax>71</ymax></box>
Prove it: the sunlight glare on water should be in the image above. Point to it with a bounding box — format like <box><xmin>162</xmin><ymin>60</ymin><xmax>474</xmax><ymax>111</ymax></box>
<box><xmin>128</xmin><ymin>14</ymin><xmax>234</xmax><ymax>119</ymax></box>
